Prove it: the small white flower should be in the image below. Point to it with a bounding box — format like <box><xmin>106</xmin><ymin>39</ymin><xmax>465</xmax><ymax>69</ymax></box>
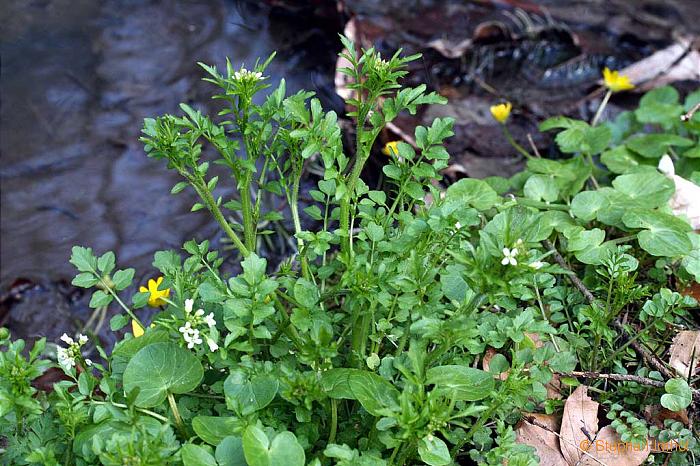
<box><xmin>204</xmin><ymin>312</ymin><xmax>216</xmax><ymax>327</ymax></box>
<box><xmin>60</xmin><ymin>333</ymin><xmax>74</xmax><ymax>345</ymax></box>
<box><xmin>455</xmin><ymin>222</ymin><xmax>462</xmax><ymax>230</ymax></box>
<box><xmin>57</xmin><ymin>347</ymin><xmax>75</xmax><ymax>369</ymax></box>
<box><xmin>206</xmin><ymin>337</ymin><xmax>219</xmax><ymax>352</ymax></box>
<box><xmin>516</xmin><ymin>238</ymin><xmax>524</xmax><ymax>247</ymax></box>
<box><xmin>84</xmin><ymin>358</ymin><xmax>93</xmax><ymax>366</ymax></box>
<box><xmin>528</xmin><ymin>261</ymin><xmax>545</xmax><ymax>270</ymax></box>
<box><xmin>194</xmin><ymin>309</ymin><xmax>205</xmax><ymax>318</ymax></box>
<box><xmin>184</xmin><ymin>298</ymin><xmax>194</xmax><ymax>314</ymax></box>
<box><xmin>179</xmin><ymin>321</ymin><xmax>192</xmax><ymax>335</ymax></box>
<box><xmin>78</xmin><ymin>334</ymin><xmax>88</xmax><ymax>345</ymax></box>
<box><xmin>501</xmin><ymin>247</ymin><xmax>518</xmax><ymax>266</ymax></box>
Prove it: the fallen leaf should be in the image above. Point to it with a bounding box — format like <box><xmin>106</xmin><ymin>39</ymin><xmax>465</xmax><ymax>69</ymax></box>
<box><xmin>644</xmin><ymin>404</ymin><xmax>689</xmax><ymax>428</ymax></box>
<box><xmin>559</xmin><ymin>385</ymin><xmax>599</xmax><ymax>465</ymax></box>
<box><xmin>482</xmin><ymin>347</ymin><xmax>509</xmax><ymax>380</ymax></box>
<box><xmin>668</xmin><ymin>330</ymin><xmax>700</xmax><ymax>378</ymax></box>
<box><xmin>516</xmin><ymin>414</ymin><xmax>568</xmax><ymax>466</ymax></box>
<box><xmin>580</xmin><ymin>426</ymin><xmax>649</xmax><ymax>466</ymax></box>
<box><xmin>613</xmin><ymin>39</ymin><xmax>700</xmax><ymax>91</ymax></box>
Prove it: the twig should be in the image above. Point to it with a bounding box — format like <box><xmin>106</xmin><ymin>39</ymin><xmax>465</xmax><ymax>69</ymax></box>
<box><xmin>527</xmin><ymin>133</ymin><xmax>541</xmax><ymax>158</ymax></box>
<box><xmin>543</xmin><ymin>240</ymin><xmax>679</xmax><ymax>382</ymax></box>
<box><xmin>681</xmin><ymin>102</ymin><xmax>700</xmax><ymax>122</ymax></box>
<box><xmin>523</xmin><ymin>415</ymin><xmax>609</xmax><ymax>466</ymax></box>
<box><xmin>558</xmin><ymin>371</ymin><xmax>665</xmax><ymax>388</ymax></box>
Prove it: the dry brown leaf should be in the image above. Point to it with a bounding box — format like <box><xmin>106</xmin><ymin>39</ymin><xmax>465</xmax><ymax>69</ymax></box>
<box><xmin>579</xmin><ymin>426</ymin><xmax>649</xmax><ymax>466</ymax></box>
<box><xmin>559</xmin><ymin>385</ymin><xmax>599</xmax><ymax>464</ymax></box>
<box><xmin>644</xmin><ymin>404</ymin><xmax>689</xmax><ymax>429</ymax></box>
<box><xmin>546</xmin><ymin>373</ymin><xmax>563</xmax><ymax>400</ymax></box>
<box><xmin>427</xmin><ymin>37</ymin><xmax>473</xmax><ymax>59</ymax></box>
<box><xmin>516</xmin><ymin>414</ymin><xmax>568</xmax><ymax>466</ymax></box>
<box><xmin>614</xmin><ymin>38</ymin><xmax>700</xmax><ymax>91</ymax></box>
<box><xmin>669</xmin><ymin>330</ymin><xmax>700</xmax><ymax>378</ymax></box>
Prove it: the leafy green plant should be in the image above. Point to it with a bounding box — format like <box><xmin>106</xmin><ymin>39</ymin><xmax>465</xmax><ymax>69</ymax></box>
<box><xmin>1</xmin><ymin>36</ymin><xmax>699</xmax><ymax>466</ymax></box>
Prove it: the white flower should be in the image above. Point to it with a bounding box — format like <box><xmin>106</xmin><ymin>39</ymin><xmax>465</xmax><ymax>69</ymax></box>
<box><xmin>455</xmin><ymin>222</ymin><xmax>462</xmax><ymax>230</ymax></box>
<box><xmin>501</xmin><ymin>247</ymin><xmax>518</xmax><ymax>266</ymax></box>
<box><xmin>184</xmin><ymin>299</ymin><xmax>194</xmax><ymax>314</ymax></box>
<box><xmin>528</xmin><ymin>261</ymin><xmax>545</xmax><ymax>270</ymax></box>
<box><xmin>78</xmin><ymin>334</ymin><xmax>88</xmax><ymax>345</ymax></box>
<box><xmin>84</xmin><ymin>359</ymin><xmax>93</xmax><ymax>366</ymax></box>
<box><xmin>60</xmin><ymin>333</ymin><xmax>74</xmax><ymax>345</ymax></box>
<box><xmin>206</xmin><ymin>337</ymin><xmax>219</xmax><ymax>352</ymax></box>
<box><xmin>194</xmin><ymin>309</ymin><xmax>205</xmax><ymax>318</ymax></box>
<box><xmin>233</xmin><ymin>68</ymin><xmax>263</xmax><ymax>81</ymax></box>
<box><xmin>516</xmin><ymin>238</ymin><xmax>524</xmax><ymax>247</ymax></box>
<box><xmin>56</xmin><ymin>347</ymin><xmax>75</xmax><ymax>369</ymax></box>
<box><xmin>179</xmin><ymin>321</ymin><xmax>192</xmax><ymax>335</ymax></box>
<box><xmin>204</xmin><ymin>312</ymin><xmax>216</xmax><ymax>327</ymax></box>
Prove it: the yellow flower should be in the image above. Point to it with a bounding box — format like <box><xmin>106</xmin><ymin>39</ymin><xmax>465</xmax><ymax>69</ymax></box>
<box><xmin>382</xmin><ymin>141</ymin><xmax>400</xmax><ymax>157</ymax></box>
<box><xmin>490</xmin><ymin>102</ymin><xmax>512</xmax><ymax>124</ymax></box>
<box><xmin>602</xmin><ymin>67</ymin><xmax>634</xmax><ymax>92</ymax></box>
<box><xmin>139</xmin><ymin>276</ymin><xmax>170</xmax><ymax>307</ymax></box>
<box><xmin>132</xmin><ymin>319</ymin><xmax>145</xmax><ymax>337</ymax></box>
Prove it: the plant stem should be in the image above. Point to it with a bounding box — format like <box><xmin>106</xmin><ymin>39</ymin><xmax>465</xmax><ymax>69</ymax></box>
<box><xmin>502</xmin><ymin>125</ymin><xmax>533</xmax><ymax>160</ymax></box>
<box><xmin>328</xmin><ymin>399</ymin><xmax>338</xmax><ymax>444</ymax></box>
<box><xmin>289</xmin><ymin>167</ymin><xmax>310</xmax><ymax>279</ymax></box>
<box><xmin>240</xmin><ymin>177</ymin><xmax>256</xmax><ymax>252</ymax></box>
<box><xmin>591</xmin><ymin>90</ymin><xmax>612</xmax><ymax>127</ymax></box>
<box><xmin>194</xmin><ymin>177</ymin><xmax>250</xmax><ymax>257</ymax></box>
<box><xmin>167</xmin><ymin>392</ymin><xmax>185</xmax><ymax>435</ymax></box>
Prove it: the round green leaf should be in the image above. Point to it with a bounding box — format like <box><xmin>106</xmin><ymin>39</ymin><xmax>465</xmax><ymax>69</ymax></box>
<box><xmin>216</xmin><ymin>436</ymin><xmax>246</xmax><ymax>466</ymax></box>
<box><xmin>242</xmin><ymin>427</ymin><xmax>305</xmax><ymax>466</ymax></box>
<box><xmin>661</xmin><ymin>379</ymin><xmax>692</xmax><ymax>412</ymax></box>
<box><xmin>123</xmin><ymin>342</ymin><xmax>203</xmax><ymax>407</ymax></box>
<box><xmin>181</xmin><ymin>444</ymin><xmax>217</xmax><ymax>466</ymax></box>
<box><xmin>418</xmin><ymin>435</ymin><xmax>451</xmax><ymax>466</ymax></box>
<box><xmin>444</xmin><ymin>178</ymin><xmax>499</xmax><ymax>211</ymax></box>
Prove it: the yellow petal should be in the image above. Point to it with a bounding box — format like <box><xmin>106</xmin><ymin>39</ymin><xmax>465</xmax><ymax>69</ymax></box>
<box><xmin>490</xmin><ymin>102</ymin><xmax>512</xmax><ymax>124</ymax></box>
<box><xmin>132</xmin><ymin>319</ymin><xmax>145</xmax><ymax>337</ymax></box>
<box><xmin>382</xmin><ymin>141</ymin><xmax>400</xmax><ymax>157</ymax></box>
<box><xmin>155</xmin><ymin>276</ymin><xmax>163</xmax><ymax>286</ymax></box>
<box><xmin>139</xmin><ymin>286</ymin><xmax>148</xmax><ymax>293</ymax></box>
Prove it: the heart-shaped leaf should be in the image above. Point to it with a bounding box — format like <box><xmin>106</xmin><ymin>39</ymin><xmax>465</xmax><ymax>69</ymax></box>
<box><xmin>123</xmin><ymin>342</ymin><xmax>203</xmax><ymax>407</ymax></box>
<box><xmin>242</xmin><ymin>426</ymin><xmax>305</xmax><ymax>466</ymax></box>
<box><xmin>224</xmin><ymin>371</ymin><xmax>278</xmax><ymax>415</ymax></box>
<box><xmin>181</xmin><ymin>444</ymin><xmax>217</xmax><ymax>466</ymax></box>
<box><xmin>661</xmin><ymin>378</ymin><xmax>692</xmax><ymax>412</ymax></box>
<box><xmin>216</xmin><ymin>436</ymin><xmax>246</xmax><ymax>466</ymax></box>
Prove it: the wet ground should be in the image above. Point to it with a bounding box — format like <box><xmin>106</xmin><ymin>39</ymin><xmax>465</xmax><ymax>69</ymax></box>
<box><xmin>1</xmin><ymin>0</ymin><xmax>698</xmax><ymax>347</ymax></box>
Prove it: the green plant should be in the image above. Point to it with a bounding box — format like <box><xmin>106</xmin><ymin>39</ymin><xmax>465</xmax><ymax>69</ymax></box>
<box><xmin>1</xmin><ymin>37</ymin><xmax>699</xmax><ymax>465</ymax></box>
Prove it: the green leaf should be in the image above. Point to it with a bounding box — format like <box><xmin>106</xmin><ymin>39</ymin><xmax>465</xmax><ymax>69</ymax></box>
<box><xmin>72</xmin><ymin>272</ymin><xmax>99</xmax><ymax>288</ymax></box>
<box><xmin>224</xmin><ymin>371</ymin><xmax>279</xmax><ymax>415</ymax></box>
<box><xmin>570</xmin><ymin>191</ymin><xmax>606</xmax><ymax>221</ymax></box>
<box><xmin>111</xmin><ymin>329</ymin><xmax>170</xmax><ymax>379</ymax></box>
<box><xmin>216</xmin><ymin>436</ymin><xmax>246</xmax><ymax>466</ymax></box>
<box><xmin>112</xmin><ymin>268</ymin><xmax>135</xmax><ymax>291</ymax></box>
<box><xmin>418</xmin><ymin>436</ymin><xmax>451</xmax><ymax>466</ymax></box>
<box><xmin>567</xmin><ymin>229</ymin><xmax>605</xmax><ymax>252</ymax></box>
<box><xmin>600</xmin><ymin>146</ymin><xmax>645</xmax><ymax>174</ymax></box>
<box><xmin>181</xmin><ymin>444</ymin><xmax>217</xmax><ymax>466</ymax></box>
<box><xmin>123</xmin><ymin>342</ymin><xmax>204</xmax><ymax>407</ymax></box>
<box><xmin>109</xmin><ymin>314</ymin><xmax>129</xmax><ymax>332</ymax></box>
<box><xmin>242</xmin><ymin>427</ymin><xmax>305</xmax><ymax>466</ymax></box>
<box><xmin>622</xmin><ymin>210</ymin><xmax>692</xmax><ymax>257</ymax></box>
<box><xmin>193</xmin><ymin>416</ymin><xmax>242</xmax><ymax>445</ymax></box>
<box><xmin>365</xmin><ymin>222</ymin><xmax>384</xmax><ymax>242</ymax></box>
<box><xmin>625</xmin><ymin>134</ymin><xmax>693</xmax><ymax>159</ymax></box>
<box><xmin>89</xmin><ymin>290</ymin><xmax>113</xmax><ymax>308</ymax></box>
<box><xmin>612</xmin><ymin>171</ymin><xmax>674</xmax><ymax>207</ymax></box>
<box><xmin>426</xmin><ymin>365</ymin><xmax>494</xmax><ymax>401</ymax></box>
<box><xmin>661</xmin><ymin>379</ymin><xmax>692</xmax><ymax>412</ymax></box>
<box><xmin>444</xmin><ymin>178</ymin><xmax>498</xmax><ymax>211</ymax></box>
<box><xmin>97</xmin><ymin>252</ymin><xmax>116</xmax><ymax>275</ymax></box>
<box><xmin>294</xmin><ymin>278</ymin><xmax>319</xmax><ymax>308</ymax></box>
<box><xmin>321</xmin><ymin>369</ymin><xmax>400</xmax><ymax>416</ymax></box>
<box><xmin>199</xmin><ymin>281</ymin><xmax>225</xmax><ymax>303</ymax></box>
<box><xmin>70</xmin><ymin>246</ymin><xmax>97</xmax><ymax>273</ymax></box>
<box><xmin>524</xmin><ymin>174</ymin><xmax>559</xmax><ymax>202</ymax></box>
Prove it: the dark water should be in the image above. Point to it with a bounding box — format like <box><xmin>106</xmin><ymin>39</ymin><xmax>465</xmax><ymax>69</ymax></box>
<box><xmin>0</xmin><ymin>0</ymin><xmax>341</xmax><ymax>343</ymax></box>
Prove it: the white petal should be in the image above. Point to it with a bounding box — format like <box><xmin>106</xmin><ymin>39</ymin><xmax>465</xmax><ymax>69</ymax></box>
<box><xmin>511</xmin><ymin>248</ymin><xmax>518</xmax><ymax>256</ymax></box>
<box><xmin>60</xmin><ymin>333</ymin><xmax>74</xmax><ymax>345</ymax></box>
<box><xmin>502</xmin><ymin>247</ymin><xmax>510</xmax><ymax>257</ymax></box>
<box><xmin>184</xmin><ymin>299</ymin><xmax>194</xmax><ymax>314</ymax></box>
<box><xmin>510</xmin><ymin>258</ymin><xmax>518</xmax><ymax>266</ymax></box>
<box><xmin>501</xmin><ymin>257</ymin><xmax>509</xmax><ymax>265</ymax></box>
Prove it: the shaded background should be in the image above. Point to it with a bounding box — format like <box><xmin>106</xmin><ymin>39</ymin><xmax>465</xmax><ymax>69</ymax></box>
<box><xmin>1</xmin><ymin>0</ymin><xmax>699</xmax><ymax>347</ymax></box>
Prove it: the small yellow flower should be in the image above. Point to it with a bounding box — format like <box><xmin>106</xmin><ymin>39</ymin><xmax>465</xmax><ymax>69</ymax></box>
<box><xmin>139</xmin><ymin>276</ymin><xmax>170</xmax><ymax>307</ymax></box>
<box><xmin>490</xmin><ymin>102</ymin><xmax>512</xmax><ymax>124</ymax></box>
<box><xmin>132</xmin><ymin>319</ymin><xmax>145</xmax><ymax>337</ymax></box>
<box><xmin>382</xmin><ymin>141</ymin><xmax>400</xmax><ymax>157</ymax></box>
<box><xmin>602</xmin><ymin>67</ymin><xmax>634</xmax><ymax>92</ymax></box>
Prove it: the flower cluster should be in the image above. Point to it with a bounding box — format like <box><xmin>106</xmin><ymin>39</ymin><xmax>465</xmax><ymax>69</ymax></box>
<box><xmin>178</xmin><ymin>298</ymin><xmax>218</xmax><ymax>351</ymax></box>
<box><xmin>57</xmin><ymin>333</ymin><xmax>91</xmax><ymax>370</ymax></box>
<box><xmin>232</xmin><ymin>68</ymin><xmax>263</xmax><ymax>82</ymax></box>
<box><xmin>501</xmin><ymin>238</ymin><xmax>548</xmax><ymax>269</ymax></box>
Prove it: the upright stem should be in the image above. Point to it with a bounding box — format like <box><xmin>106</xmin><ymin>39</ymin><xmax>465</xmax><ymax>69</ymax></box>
<box><xmin>240</xmin><ymin>176</ymin><xmax>256</xmax><ymax>252</ymax></box>
<box><xmin>328</xmin><ymin>399</ymin><xmax>338</xmax><ymax>444</ymax></box>
<box><xmin>502</xmin><ymin>126</ymin><xmax>533</xmax><ymax>160</ymax></box>
<box><xmin>194</xmin><ymin>177</ymin><xmax>250</xmax><ymax>257</ymax></box>
<box><xmin>290</xmin><ymin>166</ymin><xmax>310</xmax><ymax>279</ymax></box>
